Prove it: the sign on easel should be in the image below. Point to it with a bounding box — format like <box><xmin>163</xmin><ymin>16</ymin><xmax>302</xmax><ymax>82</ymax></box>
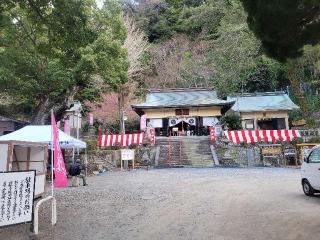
<box><xmin>120</xmin><ymin>149</ymin><xmax>135</xmax><ymax>170</ymax></box>
<box><xmin>0</xmin><ymin>171</ymin><xmax>36</xmax><ymax>227</ymax></box>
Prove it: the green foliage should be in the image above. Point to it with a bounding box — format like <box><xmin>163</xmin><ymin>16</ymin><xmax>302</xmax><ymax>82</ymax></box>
<box><xmin>126</xmin><ymin>0</ymin><xmax>320</xmax><ymax>119</ymax></box>
<box><xmin>306</xmin><ymin>137</ymin><xmax>320</xmax><ymax>143</ymax></box>
<box><xmin>86</xmin><ymin>140</ymin><xmax>98</xmax><ymax>151</ymax></box>
<box><xmin>125</xmin><ymin>119</ymin><xmax>140</xmax><ymax>133</ymax></box>
<box><xmin>244</xmin><ymin>56</ymin><xmax>287</xmax><ymax>92</ymax></box>
<box><xmin>128</xmin><ymin>143</ymin><xmax>140</xmax><ymax>149</ymax></box>
<box><xmin>288</xmin><ymin>109</ymin><xmax>303</xmax><ymax>121</ymax></box>
<box><xmin>175</xmin><ymin>3</ymin><xmax>224</xmax><ymax>37</ymax></box>
<box><xmin>291</xmin><ymin>137</ymin><xmax>303</xmax><ymax>145</ymax></box>
<box><xmin>240</xmin><ymin>0</ymin><xmax>320</xmax><ymax>61</ymax></box>
<box><xmin>305</xmin><ymin>95</ymin><xmax>320</xmax><ymax>113</ymax></box>
<box><xmin>135</xmin><ymin>0</ymin><xmax>227</xmax><ymax>42</ymax></box>
<box><xmin>291</xmin><ymin>44</ymin><xmax>320</xmax><ymax>87</ymax></box>
<box><xmin>135</xmin><ymin>1</ymin><xmax>172</xmax><ymax>42</ymax></box>
<box><xmin>306</xmin><ymin>118</ymin><xmax>317</xmax><ymax>128</ymax></box>
<box><xmin>133</xmin><ymin>0</ymin><xmax>291</xmax><ymax>97</ymax></box>
<box><xmin>0</xmin><ymin>0</ymin><xmax>129</xmax><ymax>122</ymax></box>
<box><xmin>284</xmin><ymin>44</ymin><xmax>320</xmax><ymax>119</ymax></box>
<box><xmin>206</xmin><ymin>0</ymin><xmax>263</xmax><ymax>96</ymax></box>
<box><xmin>221</xmin><ymin>113</ymin><xmax>242</xmax><ymax>130</ymax></box>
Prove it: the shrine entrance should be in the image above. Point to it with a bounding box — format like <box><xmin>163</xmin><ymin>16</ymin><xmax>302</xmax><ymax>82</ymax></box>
<box><xmin>169</xmin><ymin>117</ymin><xmax>196</xmax><ymax>136</ymax></box>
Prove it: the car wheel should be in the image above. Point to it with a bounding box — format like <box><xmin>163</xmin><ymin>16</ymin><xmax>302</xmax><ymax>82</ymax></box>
<box><xmin>302</xmin><ymin>180</ymin><xmax>314</xmax><ymax>196</ymax></box>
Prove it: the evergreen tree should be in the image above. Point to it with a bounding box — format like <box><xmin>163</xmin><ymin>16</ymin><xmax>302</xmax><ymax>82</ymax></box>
<box><xmin>241</xmin><ymin>0</ymin><xmax>320</xmax><ymax>61</ymax></box>
<box><xmin>0</xmin><ymin>0</ymin><xmax>129</xmax><ymax>123</ymax></box>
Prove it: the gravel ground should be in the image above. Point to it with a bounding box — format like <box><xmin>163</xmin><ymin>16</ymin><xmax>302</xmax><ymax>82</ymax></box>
<box><xmin>1</xmin><ymin>167</ymin><xmax>320</xmax><ymax>240</ymax></box>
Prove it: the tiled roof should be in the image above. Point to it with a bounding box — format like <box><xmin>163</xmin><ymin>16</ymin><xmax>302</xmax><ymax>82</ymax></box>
<box><xmin>132</xmin><ymin>88</ymin><xmax>234</xmax><ymax>109</ymax></box>
<box><xmin>0</xmin><ymin>115</ymin><xmax>27</xmax><ymax>124</ymax></box>
<box><xmin>227</xmin><ymin>92</ymin><xmax>299</xmax><ymax>112</ymax></box>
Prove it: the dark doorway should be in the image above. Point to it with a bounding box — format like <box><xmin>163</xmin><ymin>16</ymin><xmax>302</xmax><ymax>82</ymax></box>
<box><xmin>170</xmin><ymin>121</ymin><xmax>196</xmax><ymax>136</ymax></box>
<box><xmin>258</xmin><ymin>118</ymin><xmax>286</xmax><ymax>130</ymax></box>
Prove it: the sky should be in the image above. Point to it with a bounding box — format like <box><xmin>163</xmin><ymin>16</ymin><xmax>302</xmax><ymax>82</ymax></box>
<box><xmin>96</xmin><ymin>0</ymin><xmax>104</xmax><ymax>9</ymax></box>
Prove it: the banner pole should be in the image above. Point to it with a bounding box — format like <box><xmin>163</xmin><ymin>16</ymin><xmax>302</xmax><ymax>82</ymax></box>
<box><xmin>51</xmin><ymin>109</ymin><xmax>54</xmax><ymax>197</ymax></box>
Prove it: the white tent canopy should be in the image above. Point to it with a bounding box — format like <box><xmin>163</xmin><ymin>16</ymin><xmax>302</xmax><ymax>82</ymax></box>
<box><xmin>0</xmin><ymin>125</ymin><xmax>86</xmax><ymax>149</ymax></box>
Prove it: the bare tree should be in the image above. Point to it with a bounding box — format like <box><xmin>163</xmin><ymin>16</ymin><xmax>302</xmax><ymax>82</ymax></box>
<box><xmin>123</xmin><ymin>15</ymin><xmax>149</xmax><ymax>80</ymax></box>
<box><xmin>119</xmin><ymin>15</ymin><xmax>149</xmax><ymax>133</ymax></box>
<box><xmin>144</xmin><ymin>35</ymin><xmax>211</xmax><ymax>89</ymax></box>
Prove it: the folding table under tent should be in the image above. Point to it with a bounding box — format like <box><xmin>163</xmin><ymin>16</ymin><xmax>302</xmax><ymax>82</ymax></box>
<box><xmin>0</xmin><ymin>126</ymin><xmax>87</xmax><ymax>190</ymax></box>
<box><xmin>0</xmin><ymin>125</ymin><xmax>86</xmax><ymax>149</ymax></box>
<box><xmin>0</xmin><ymin>140</ymin><xmax>48</xmax><ymax>197</ymax></box>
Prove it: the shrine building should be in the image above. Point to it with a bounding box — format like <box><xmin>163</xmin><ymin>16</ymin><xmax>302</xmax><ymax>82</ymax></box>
<box><xmin>132</xmin><ymin>88</ymin><xmax>235</xmax><ymax>136</ymax></box>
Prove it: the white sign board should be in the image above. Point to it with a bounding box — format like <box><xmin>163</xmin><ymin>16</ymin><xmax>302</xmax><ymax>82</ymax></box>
<box><xmin>0</xmin><ymin>171</ymin><xmax>35</xmax><ymax>227</ymax></box>
<box><xmin>214</xmin><ymin>125</ymin><xmax>223</xmax><ymax>137</ymax></box>
<box><xmin>121</xmin><ymin>149</ymin><xmax>135</xmax><ymax>161</ymax></box>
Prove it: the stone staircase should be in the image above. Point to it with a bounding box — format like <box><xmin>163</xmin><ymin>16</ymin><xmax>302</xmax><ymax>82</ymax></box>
<box><xmin>155</xmin><ymin>136</ymin><xmax>214</xmax><ymax>168</ymax></box>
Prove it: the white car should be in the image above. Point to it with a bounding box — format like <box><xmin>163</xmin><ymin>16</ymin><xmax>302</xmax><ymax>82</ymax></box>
<box><xmin>301</xmin><ymin>146</ymin><xmax>320</xmax><ymax>196</ymax></box>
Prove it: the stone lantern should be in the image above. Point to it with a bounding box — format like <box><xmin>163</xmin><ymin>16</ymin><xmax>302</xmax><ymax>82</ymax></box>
<box><xmin>65</xmin><ymin>101</ymin><xmax>82</xmax><ymax>139</ymax></box>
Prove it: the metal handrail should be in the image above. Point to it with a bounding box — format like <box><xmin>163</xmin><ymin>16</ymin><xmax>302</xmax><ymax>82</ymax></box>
<box><xmin>33</xmin><ymin>196</ymin><xmax>57</xmax><ymax>235</ymax></box>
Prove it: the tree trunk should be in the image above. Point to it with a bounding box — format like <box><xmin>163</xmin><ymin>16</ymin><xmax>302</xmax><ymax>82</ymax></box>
<box><xmin>31</xmin><ymin>98</ymin><xmax>69</xmax><ymax>125</ymax></box>
<box><xmin>31</xmin><ymin>99</ymin><xmax>51</xmax><ymax>125</ymax></box>
<box><xmin>118</xmin><ymin>88</ymin><xmax>125</xmax><ymax>134</ymax></box>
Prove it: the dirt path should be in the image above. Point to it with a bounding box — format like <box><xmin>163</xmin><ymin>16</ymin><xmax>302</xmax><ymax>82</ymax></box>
<box><xmin>1</xmin><ymin>168</ymin><xmax>320</xmax><ymax>240</ymax></box>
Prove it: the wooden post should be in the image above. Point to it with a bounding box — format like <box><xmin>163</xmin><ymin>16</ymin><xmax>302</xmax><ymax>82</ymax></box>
<box><xmin>254</xmin><ymin>118</ymin><xmax>258</xmax><ymax>130</ymax></box>
<box><xmin>168</xmin><ymin>137</ymin><xmax>171</xmax><ymax>164</ymax></box>
<box><xmin>179</xmin><ymin>139</ymin><xmax>182</xmax><ymax>164</ymax></box>
<box><xmin>155</xmin><ymin>146</ymin><xmax>160</xmax><ymax>167</ymax></box>
<box><xmin>210</xmin><ymin>145</ymin><xmax>219</xmax><ymax>165</ymax></box>
<box><xmin>7</xmin><ymin>142</ymin><xmax>13</xmax><ymax>171</ymax></box>
<box><xmin>27</xmin><ymin>147</ymin><xmax>31</xmax><ymax>170</ymax></box>
<box><xmin>285</xmin><ymin>117</ymin><xmax>289</xmax><ymax>130</ymax></box>
<box><xmin>118</xmin><ymin>87</ymin><xmax>125</xmax><ymax>135</ymax></box>
<box><xmin>13</xmin><ymin>149</ymin><xmax>20</xmax><ymax>171</ymax></box>
<box><xmin>121</xmin><ymin>153</ymin><xmax>123</xmax><ymax>171</ymax></box>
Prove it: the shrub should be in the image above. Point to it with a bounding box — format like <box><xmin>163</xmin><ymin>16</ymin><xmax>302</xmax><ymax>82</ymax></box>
<box><xmin>129</xmin><ymin>143</ymin><xmax>139</xmax><ymax>149</ymax></box>
<box><xmin>86</xmin><ymin>140</ymin><xmax>98</xmax><ymax>151</ymax></box>
<box><xmin>221</xmin><ymin>113</ymin><xmax>242</xmax><ymax>130</ymax></box>
<box><xmin>307</xmin><ymin>137</ymin><xmax>320</xmax><ymax>143</ymax></box>
<box><xmin>111</xmin><ymin>142</ymin><xmax>122</xmax><ymax>150</ymax></box>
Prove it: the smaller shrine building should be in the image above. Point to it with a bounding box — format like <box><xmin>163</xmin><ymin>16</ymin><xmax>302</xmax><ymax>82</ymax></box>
<box><xmin>227</xmin><ymin>92</ymin><xmax>299</xmax><ymax>130</ymax></box>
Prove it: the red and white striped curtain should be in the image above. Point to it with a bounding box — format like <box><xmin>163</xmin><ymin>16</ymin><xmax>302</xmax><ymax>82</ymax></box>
<box><xmin>224</xmin><ymin>130</ymin><xmax>301</xmax><ymax>144</ymax></box>
<box><xmin>98</xmin><ymin>133</ymin><xmax>144</xmax><ymax>147</ymax></box>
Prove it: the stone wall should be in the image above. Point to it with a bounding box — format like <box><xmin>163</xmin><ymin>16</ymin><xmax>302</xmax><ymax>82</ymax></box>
<box><xmin>83</xmin><ymin>146</ymin><xmax>156</xmax><ymax>174</ymax></box>
<box><xmin>216</xmin><ymin>142</ymin><xmax>262</xmax><ymax>167</ymax></box>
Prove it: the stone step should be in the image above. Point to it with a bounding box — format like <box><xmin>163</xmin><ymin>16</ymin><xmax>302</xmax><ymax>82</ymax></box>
<box><xmin>163</xmin><ymin>157</ymin><xmax>212</xmax><ymax>161</ymax></box>
<box><xmin>159</xmin><ymin>161</ymin><xmax>213</xmax><ymax>165</ymax></box>
<box><xmin>183</xmin><ymin>153</ymin><xmax>212</xmax><ymax>156</ymax></box>
<box><xmin>189</xmin><ymin>161</ymin><xmax>213</xmax><ymax>164</ymax></box>
<box><xmin>160</xmin><ymin>159</ymin><xmax>212</xmax><ymax>162</ymax></box>
<box><xmin>184</xmin><ymin>155</ymin><xmax>212</xmax><ymax>158</ymax></box>
<box><xmin>190</xmin><ymin>159</ymin><xmax>213</xmax><ymax>162</ymax></box>
<box><xmin>155</xmin><ymin>136</ymin><xmax>215</xmax><ymax>168</ymax></box>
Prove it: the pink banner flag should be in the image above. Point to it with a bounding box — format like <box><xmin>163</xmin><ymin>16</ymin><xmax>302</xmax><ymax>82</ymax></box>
<box><xmin>52</xmin><ymin>113</ymin><xmax>68</xmax><ymax>188</ymax></box>
<box><xmin>64</xmin><ymin>119</ymin><xmax>70</xmax><ymax>135</ymax></box>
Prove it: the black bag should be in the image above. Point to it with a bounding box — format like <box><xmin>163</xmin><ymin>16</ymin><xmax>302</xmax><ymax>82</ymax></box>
<box><xmin>69</xmin><ymin>164</ymin><xmax>81</xmax><ymax>176</ymax></box>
